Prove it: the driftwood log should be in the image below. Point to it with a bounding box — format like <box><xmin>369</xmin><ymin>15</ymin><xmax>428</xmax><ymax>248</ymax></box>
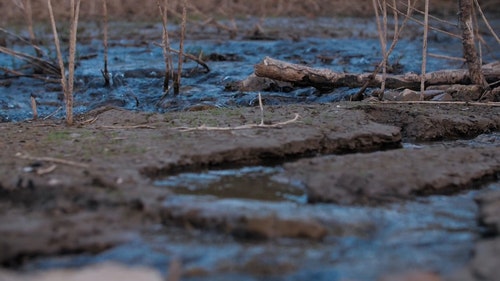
<box><xmin>254</xmin><ymin>57</ymin><xmax>500</xmax><ymax>91</ymax></box>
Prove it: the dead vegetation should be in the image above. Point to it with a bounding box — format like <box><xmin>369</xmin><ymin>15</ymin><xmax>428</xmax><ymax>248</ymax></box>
<box><xmin>252</xmin><ymin>0</ymin><xmax>500</xmax><ymax>102</ymax></box>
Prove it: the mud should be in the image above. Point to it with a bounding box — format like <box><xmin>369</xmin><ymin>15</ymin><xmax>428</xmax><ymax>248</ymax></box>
<box><xmin>0</xmin><ymin>102</ymin><xmax>500</xmax><ymax>280</ymax></box>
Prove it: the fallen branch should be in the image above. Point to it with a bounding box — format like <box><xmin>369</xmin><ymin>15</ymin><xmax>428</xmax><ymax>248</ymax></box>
<box><xmin>15</xmin><ymin>152</ymin><xmax>89</xmax><ymax>168</ymax></box>
<box><xmin>254</xmin><ymin>57</ymin><xmax>500</xmax><ymax>91</ymax></box>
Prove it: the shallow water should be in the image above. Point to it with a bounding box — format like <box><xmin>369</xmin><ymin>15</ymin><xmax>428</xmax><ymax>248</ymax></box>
<box><xmin>2</xmin><ymin>17</ymin><xmax>499</xmax><ymax>122</ymax></box>
<box><xmin>20</xmin><ymin>179</ymin><xmax>499</xmax><ymax>280</ymax></box>
<box><xmin>154</xmin><ymin>166</ymin><xmax>307</xmax><ymax>203</ymax></box>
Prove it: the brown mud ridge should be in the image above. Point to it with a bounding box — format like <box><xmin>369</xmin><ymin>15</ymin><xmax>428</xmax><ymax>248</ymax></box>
<box><xmin>0</xmin><ymin>102</ymin><xmax>499</xmax><ymax>281</ymax></box>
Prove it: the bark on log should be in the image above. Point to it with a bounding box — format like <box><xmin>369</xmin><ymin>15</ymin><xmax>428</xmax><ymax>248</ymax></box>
<box><xmin>254</xmin><ymin>57</ymin><xmax>500</xmax><ymax>91</ymax></box>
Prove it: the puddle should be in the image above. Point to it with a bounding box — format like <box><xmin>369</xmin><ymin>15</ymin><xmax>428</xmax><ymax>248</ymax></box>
<box><xmin>154</xmin><ymin>166</ymin><xmax>307</xmax><ymax>203</ymax></box>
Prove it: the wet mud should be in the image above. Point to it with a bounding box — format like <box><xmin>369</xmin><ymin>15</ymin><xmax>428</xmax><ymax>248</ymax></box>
<box><xmin>1</xmin><ymin>102</ymin><xmax>500</xmax><ymax>281</ymax></box>
<box><xmin>1</xmin><ymin>17</ymin><xmax>500</xmax><ymax>281</ymax></box>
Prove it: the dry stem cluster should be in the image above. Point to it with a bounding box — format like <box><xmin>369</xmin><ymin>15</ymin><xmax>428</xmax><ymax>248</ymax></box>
<box><xmin>353</xmin><ymin>0</ymin><xmax>498</xmax><ymax>101</ymax></box>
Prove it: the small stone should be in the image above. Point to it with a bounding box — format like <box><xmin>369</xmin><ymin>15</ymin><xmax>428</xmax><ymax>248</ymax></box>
<box><xmin>398</xmin><ymin>89</ymin><xmax>421</xmax><ymax>101</ymax></box>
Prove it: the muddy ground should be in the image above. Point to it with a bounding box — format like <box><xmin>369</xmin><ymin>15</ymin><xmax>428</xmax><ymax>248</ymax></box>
<box><xmin>1</xmin><ymin>15</ymin><xmax>500</xmax><ymax>281</ymax></box>
<box><xmin>0</xmin><ymin>102</ymin><xmax>499</xmax><ymax>281</ymax></box>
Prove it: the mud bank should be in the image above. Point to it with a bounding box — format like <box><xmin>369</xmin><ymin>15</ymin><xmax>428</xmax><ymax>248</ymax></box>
<box><xmin>0</xmin><ymin>102</ymin><xmax>499</xmax><ymax>280</ymax></box>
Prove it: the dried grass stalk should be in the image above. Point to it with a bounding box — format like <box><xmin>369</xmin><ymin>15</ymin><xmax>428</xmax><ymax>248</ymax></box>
<box><xmin>352</xmin><ymin>0</ymin><xmax>417</xmax><ymax>100</ymax></box>
<box><xmin>67</xmin><ymin>0</ymin><xmax>81</xmax><ymax>125</ymax></box>
<box><xmin>0</xmin><ymin>45</ymin><xmax>59</xmax><ymax>76</ymax></box>
<box><xmin>175</xmin><ymin>0</ymin><xmax>187</xmax><ymax>95</ymax></box>
<box><xmin>30</xmin><ymin>94</ymin><xmax>38</xmax><ymax>120</ymax></box>
<box><xmin>47</xmin><ymin>0</ymin><xmax>81</xmax><ymax>125</ymax></box>
<box><xmin>420</xmin><ymin>0</ymin><xmax>429</xmax><ymax>100</ymax></box>
<box><xmin>372</xmin><ymin>0</ymin><xmax>388</xmax><ymax>93</ymax></box>
<box><xmin>48</xmin><ymin>0</ymin><xmax>68</xmax><ymax>94</ymax></box>
<box><xmin>101</xmin><ymin>0</ymin><xmax>110</xmax><ymax>86</ymax></box>
<box><xmin>156</xmin><ymin>0</ymin><xmax>174</xmax><ymax>93</ymax></box>
<box><xmin>473</xmin><ymin>0</ymin><xmax>500</xmax><ymax>45</ymax></box>
<box><xmin>386</xmin><ymin>1</ymin><xmax>461</xmax><ymax>39</ymax></box>
<box><xmin>22</xmin><ymin>0</ymin><xmax>42</xmax><ymax>58</ymax></box>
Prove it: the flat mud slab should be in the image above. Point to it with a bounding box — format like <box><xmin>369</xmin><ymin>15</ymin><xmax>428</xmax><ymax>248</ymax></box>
<box><xmin>284</xmin><ymin>147</ymin><xmax>500</xmax><ymax>205</ymax></box>
<box><xmin>0</xmin><ymin>102</ymin><xmax>499</xmax><ymax>280</ymax></box>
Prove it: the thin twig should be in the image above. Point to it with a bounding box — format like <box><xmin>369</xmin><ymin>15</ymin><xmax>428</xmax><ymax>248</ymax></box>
<box><xmin>48</xmin><ymin>0</ymin><xmax>67</xmax><ymax>94</ymax></box>
<box><xmin>420</xmin><ymin>0</ymin><xmax>429</xmax><ymax>100</ymax></box>
<box><xmin>386</xmin><ymin>1</ymin><xmax>461</xmax><ymax>39</ymax></box>
<box><xmin>0</xmin><ymin>46</ymin><xmax>59</xmax><ymax>76</ymax></box>
<box><xmin>473</xmin><ymin>0</ymin><xmax>500</xmax><ymax>45</ymax></box>
<box><xmin>175</xmin><ymin>113</ymin><xmax>300</xmax><ymax>132</ymax></box>
<box><xmin>0</xmin><ymin>27</ymin><xmax>42</xmax><ymax>52</ymax></box>
<box><xmin>352</xmin><ymin>0</ymin><xmax>417</xmax><ymax>100</ymax></box>
<box><xmin>156</xmin><ymin>0</ymin><xmax>173</xmax><ymax>93</ymax></box>
<box><xmin>43</xmin><ymin>106</ymin><xmax>62</xmax><ymax>120</ymax></box>
<box><xmin>16</xmin><ymin>152</ymin><xmax>89</xmax><ymax>168</ymax></box>
<box><xmin>397</xmin><ymin>0</ymin><xmax>458</xmax><ymax>27</ymax></box>
<box><xmin>30</xmin><ymin>94</ymin><xmax>38</xmax><ymax>120</ymax></box>
<box><xmin>99</xmin><ymin>125</ymin><xmax>157</xmax><ymax>129</ymax></box>
<box><xmin>101</xmin><ymin>0</ymin><xmax>110</xmax><ymax>86</ymax></box>
<box><xmin>175</xmin><ymin>0</ymin><xmax>187</xmax><ymax>95</ymax></box>
<box><xmin>428</xmin><ymin>53</ymin><xmax>465</xmax><ymax>61</ymax></box>
<box><xmin>152</xmin><ymin>43</ymin><xmax>210</xmax><ymax>72</ymax></box>
<box><xmin>258</xmin><ymin>93</ymin><xmax>264</xmax><ymax>125</ymax></box>
<box><xmin>184</xmin><ymin>2</ymin><xmax>238</xmax><ymax>37</ymax></box>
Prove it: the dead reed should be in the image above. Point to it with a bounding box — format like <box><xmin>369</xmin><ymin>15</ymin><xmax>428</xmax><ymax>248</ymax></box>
<box><xmin>48</xmin><ymin>0</ymin><xmax>81</xmax><ymax>125</ymax></box>
<box><xmin>175</xmin><ymin>0</ymin><xmax>187</xmax><ymax>95</ymax></box>
<box><xmin>16</xmin><ymin>0</ymin><xmax>43</xmax><ymax>58</ymax></box>
<box><xmin>156</xmin><ymin>0</ymin><xmax>174</xmax><ymax>94</ymax></box>
<box><xmin>372</xmin><ymin>0</ymin><xmax>388</xmax><ymax>93</ymax></box>
<box><xmin>30</xmin><ymin>94</ymin><xmax>38</xmax><ymax>120</ymax></box>
<box><xmin>352</xmin><ymin>0</ymin><xmax>417</xmax><ymax>100</ymax></box>
<box><xmin>420</xmin><ymin>0</ymin><xmax>429</xmax><ymax>100</ymax></box>
<box><xmin>101</xmin><ymin>0</ymin><xmax>111</xmax><ymax>86</ymax></box>
<box><xmin>0</xmin><ymin>45</ymin><xmax>59</xmax><ymax>76</ymax></box>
